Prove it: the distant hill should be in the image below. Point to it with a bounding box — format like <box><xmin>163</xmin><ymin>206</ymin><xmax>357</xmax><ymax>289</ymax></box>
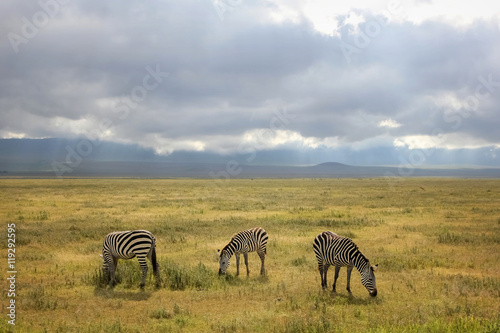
<box><xmin>1</xmin><ymin>159</ymin><xmax>500</xmax><ymax>179</ymax></box>
<box><xmin>1</xmin><ymin>138</ymin><xmax>499</xmax><ymax>178</ymax></box>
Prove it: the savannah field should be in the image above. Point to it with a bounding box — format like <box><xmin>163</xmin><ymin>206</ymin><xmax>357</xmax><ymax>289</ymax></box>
<box><xmin>1</xmin><ymin>178</ymin><xmax>499</xmax><ymax>332</ymax></box>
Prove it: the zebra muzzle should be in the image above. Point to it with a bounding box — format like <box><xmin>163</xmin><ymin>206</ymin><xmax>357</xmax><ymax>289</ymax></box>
<box><xmin>218</xmin><ymin>269</ymin><xmax>223</xmax><ymax>275</ymax></box>
<box><xmin>370</xmin><ymin>288</ymin><xmax>378</xmax><ymax>297</ymax></box>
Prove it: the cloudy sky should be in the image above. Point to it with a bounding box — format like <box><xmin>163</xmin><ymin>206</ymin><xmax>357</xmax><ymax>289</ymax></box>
<box><xmin>1</xmin><ymin>0</ymin><xmax>499</xmax><ymax>166</ymax></box>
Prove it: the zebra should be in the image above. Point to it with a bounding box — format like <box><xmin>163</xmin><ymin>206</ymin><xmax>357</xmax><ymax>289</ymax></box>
<box><xmin>313</xmin><ymin>231</ymin><xmax>377</xmax><ymax>297</ymax></box>
<box><xmin>218</xmin><ymin>227</ymin><xmax>268</xmax><ymax>276</ymax></box>
<box><xmin>101</xmin><ymin>230</ymin><xmax>160</xmax><ymax>289</ymax></box>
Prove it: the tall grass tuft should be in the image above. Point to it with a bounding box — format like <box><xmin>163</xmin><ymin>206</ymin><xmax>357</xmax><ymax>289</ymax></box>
<box><xmin>149</xmin><ymin>307</ymin><xmax>173</xmax><ymax>319</ymax></box>
<box><xmin>84</xmin><ymin>260</ymin><xmax>217</xmax><ymax>290</ymax></box>
<box><xmin>83</xmin><ymin>267</ymin><xmax>109</xmax><ymax>288</ymax></box>
<box><xmin>160</xmin><ymin>260</ymin><xmax>217</xmax><ymax>290</ymax></box>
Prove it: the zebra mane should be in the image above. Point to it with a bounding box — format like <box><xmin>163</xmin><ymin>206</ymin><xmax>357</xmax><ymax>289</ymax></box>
<box><xmin>220</xmin><ymin>230</ymin><xmax>243</xmax><ymax>256</ymax></box>
<box><xmin>345</xmin><ymin>237</ymin><xmax>370</xmax><ymax>267</ymax></box>
<box><xmin>322</xmin><ymin>231</ymin><xmax>339</xmax><ymax>239</ymax></box>
<box><xmin>353</xmin><ymin>245</ymin><xmax>371</xmax><ymax>267</ymax></box>
<box><xmin>357</xmin><ymin>249</ymin><xmax>369</xmax><ymax>263</ymax></box>
<box><xmin>220</xmin><ymin>239</ymin><xmax>235</xmax><ymax>257</ymax></box>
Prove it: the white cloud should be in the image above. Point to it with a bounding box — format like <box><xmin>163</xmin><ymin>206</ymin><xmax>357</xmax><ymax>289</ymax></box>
<box><xmin>404</xmin><ymin>0</ymin><xmax>500</xmax><ymax>27</ymax></box>
<box><xmin>394</xmin><ymin>133</ymin><xmax>496</xmax><ymax>150</ymax></box>
<box><xmin>0</xmin><ymin>131</ymin><xmax>28</xmax><ymax>139</ymax></box>
<box><xmin>136</xmin><ymin>129</ymin><xmax>344</xmax><ymax>156</ymax></box>
<box><xmin>394</xmin><ymin>135</ymin><xmax>438</xmax><ymax>149</ymax></box>
<box><xmin>378</xmin><ymin>119</ymin><xmax>401</xmax><ymax>128</ymax></box>
<box><xmin>268</xmin><ymin>0</ymin><xmax>500</xmax><ymax>34</ymax></box>
<box><xmin>139</xmin><ymin>134</ymin><xmax>206</xmax><ymax>155</ymax></box>
<box><xmin>48</xmin><ymin>116</ymin><xmax>115</xmax><ymax>140</ymax></box>
<box><xmin>240</xmin><ymin>129</ymin><xmax>342</xmax><ymax>151</ymax></box>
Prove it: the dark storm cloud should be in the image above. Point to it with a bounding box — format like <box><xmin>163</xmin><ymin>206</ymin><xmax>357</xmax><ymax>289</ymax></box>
<box><xmin>0</xmin><ymin>0</ymin><xmax>499</xmax><ymax>159</ymax></box>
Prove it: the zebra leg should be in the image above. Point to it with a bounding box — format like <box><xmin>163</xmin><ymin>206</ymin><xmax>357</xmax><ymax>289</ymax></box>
<box><xmin>320</xmin><ymin>263</ymin><xmax>329</xmax><ymax>289</ymax></box>
<box><xmin>235</xmin><ymin>253</ymin><xmax>240</xmax><ymax>276</ymax></box>
<box><xmin>319</xmin><ymin>262</ymin><xmax>330</xmax><ymax>289</ymax></box>
<box><xmin>332</xmin><ymin>265</ymin><xmax>341</xmax><ymax>293</ymax></box>
<box><xmin>258</xmin><ymin>250</ymin><xmax>265</xmax><ymax>275</ymax></box>
<box><xmin>318</xmin><ymin>263</ymin><xmax>323</xmax><ymax>288</ymax></box>
<box><xmin>346</xmin><ymin>265</ymin><xmax>354</xmax><ymax>294</ymax></box>
<box><xmin>109</xmin><ymin>268</ymin><xmax>115</xmax><ymax>288</ymax></box>
<box><xmin>244</xmin><ymin>252</ymin><xmax>249</xmax><ymax>276</ymax></box>
<box><xmin>137</xmin><ymin>256</ymin><xmax>148</xmax><ymax>288</ymax></box>
<box><xmin>109</xmin><ymin>257</ymin><xmax>118</xmax><ymax>288</ymax></box>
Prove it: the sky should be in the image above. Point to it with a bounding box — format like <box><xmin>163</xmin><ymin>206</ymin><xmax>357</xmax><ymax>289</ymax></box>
<box><xmin>1</xmin><ymin>0</ymin><xmax>499</xmax><ymax>166</ymax></box>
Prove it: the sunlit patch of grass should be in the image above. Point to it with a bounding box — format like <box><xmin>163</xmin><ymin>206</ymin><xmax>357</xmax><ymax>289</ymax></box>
<box><xmin>444</xmin><ymin>274</ymin><xmax>500</xmax><ymax>297</ymax></box>
<box><xmin>438</xmin><ymin>232</ymin><xmax>500</xmax><ymax>245</ymax></box>
<box><xmin>316</xmin><ymin>215</ymin><xmax>384</xmax><ymax>229</ymax></box>
<box><xmin>400</xmin><ymin>316</ymin><xmax>500</xmax><ymax>333</ymax></box>
<box><xmin>21</xmin><ymin>285</ymin><xmax>68</xmax><ymax>310</ymax></box>
<box><xmin>377</xmin><ymin>255</ymin><xmax>451</xmax><ymax>272</ymax></box>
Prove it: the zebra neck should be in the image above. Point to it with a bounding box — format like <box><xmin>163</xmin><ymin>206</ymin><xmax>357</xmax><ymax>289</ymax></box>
<box><xmin>352</xmin><ymin>252</ymin><xmax>370</xmax><ymax>271</ymax></box>
<box><xmin>222</xmin><ymin>241</ymin><xmax>239</xmax><ymax>257</ymax></box>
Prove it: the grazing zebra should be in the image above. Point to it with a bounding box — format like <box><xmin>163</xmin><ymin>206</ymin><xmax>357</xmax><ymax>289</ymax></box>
<box><xmin>101</xmin><ymin>230</ymin><xmax>160</xmax><ymax>289</ymax></box>
<box><xmin>313</xmin><ymin>231</ymin><xmax>377</xmax><ymax>297</ymax></box>
<box><xmin>218</xmin><ymin>227</ymin><xmax>268</xmax><ymax>276</ymax></box>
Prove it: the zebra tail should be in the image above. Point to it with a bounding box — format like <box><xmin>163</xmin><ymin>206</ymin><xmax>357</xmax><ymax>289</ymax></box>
<box><xmin>151</xmin><ymin>245</ymin><xmax>159</xmax><ymax>275</ymax></box>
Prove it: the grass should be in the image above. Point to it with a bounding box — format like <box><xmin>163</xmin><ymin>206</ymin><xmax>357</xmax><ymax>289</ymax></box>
<box><xmin>1</xmin><ymin>178</ymin><xmax>500</xmax><ymax>332</ymax></box>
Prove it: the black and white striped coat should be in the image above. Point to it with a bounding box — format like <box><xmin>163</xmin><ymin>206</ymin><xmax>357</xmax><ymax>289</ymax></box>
<box><xmin>218</xmin><ymin>227</ymin><xmax>268</xmax><ymax>276</ymax></box>
<box><xmin>101</xmin><ymin>230</ymin><xmax>160</xmax><ymax>288</ymax></box>
<box><xmin>313</xmin><ymin>231</ymin><xmax>377</xmax><ymax>297</ymax></box>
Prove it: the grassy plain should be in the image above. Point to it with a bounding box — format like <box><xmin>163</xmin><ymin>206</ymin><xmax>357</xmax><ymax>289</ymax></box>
<box><xmin>1</xmin><ymin>178</ymin><xmax>500</xmax><ymax>332</ymax></box>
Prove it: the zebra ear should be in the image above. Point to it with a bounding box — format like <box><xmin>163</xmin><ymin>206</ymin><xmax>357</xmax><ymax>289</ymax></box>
<box><xmin>372</xmin><ymin>264</ymin><xmax>378</xmax><ymax>271</ymax></box>
<box><xmin>99</xmin><ymin>254</ymin><xmax>103</xmax><ymax>258</ymax></box>
<box><xmin>217</xmin><ymin>249</ymin><xmax>220</xmax><ymax>253</ymax></box>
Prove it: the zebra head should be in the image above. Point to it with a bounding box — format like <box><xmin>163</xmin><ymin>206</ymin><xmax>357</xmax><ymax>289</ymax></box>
<box><xmin>218</xmin><ymin>249</ymin><xmax>231</xmax><ymax>275</ymax></box>
<box><xmin>361</xmin><ymin>264</ymin><xmax>378</xmax><ymax>297</ymax></box>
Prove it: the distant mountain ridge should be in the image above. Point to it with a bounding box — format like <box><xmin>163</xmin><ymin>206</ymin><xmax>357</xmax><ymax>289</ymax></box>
<box><xmin>1</xmin><ymin>138</ymin><xmax>499</xmax><ymax>178</ymax></box>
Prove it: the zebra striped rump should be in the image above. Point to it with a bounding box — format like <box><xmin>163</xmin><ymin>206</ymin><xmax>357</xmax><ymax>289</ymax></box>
<box><xmin>102</xmin><ymin>230</ymin><xmax>160</xmax><ymax>288</ymax></box>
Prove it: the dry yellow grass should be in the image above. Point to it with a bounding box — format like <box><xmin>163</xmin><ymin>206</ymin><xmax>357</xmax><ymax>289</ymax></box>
<box><xmin>1</xmin><ymin>178</ymin><xmax>499</xmax><ymax>332</ymax></box>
